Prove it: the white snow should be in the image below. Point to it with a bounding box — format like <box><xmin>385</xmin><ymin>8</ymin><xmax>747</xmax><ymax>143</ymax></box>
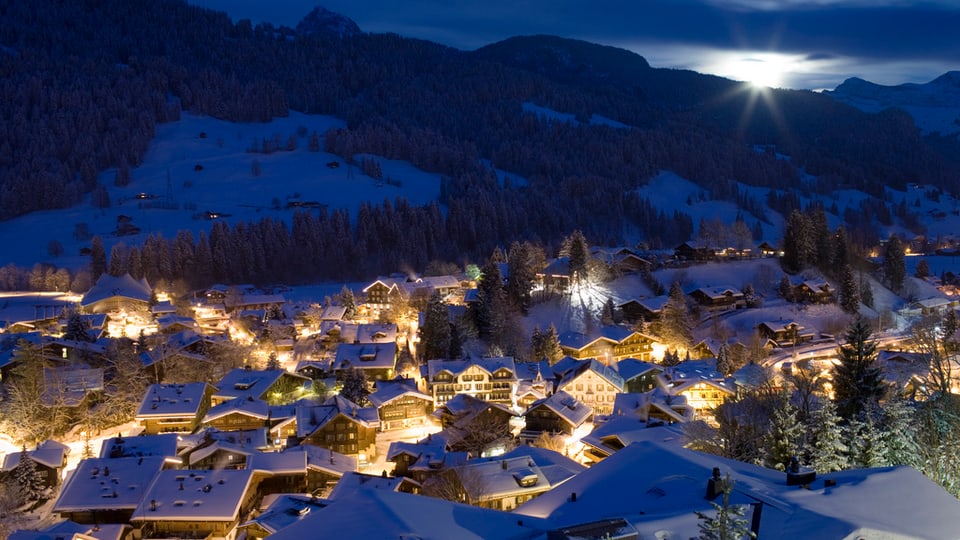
<box><xmin>0</xmin><ymin>111</ymin><xmax>443</xmax><ymax>271</ymax></box>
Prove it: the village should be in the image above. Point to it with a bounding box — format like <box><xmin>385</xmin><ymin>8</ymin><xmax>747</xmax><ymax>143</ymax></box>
<box><xmin>2</xmin><ymin>239</ymin><xmax>960</xmax><ymax>540</ymax></box>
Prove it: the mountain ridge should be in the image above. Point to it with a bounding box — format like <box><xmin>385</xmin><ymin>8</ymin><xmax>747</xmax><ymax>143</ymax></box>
<box><xmin>826</xmin><ymin>71</ymin><xmax>960</xmax><ymax>135</ymax></box>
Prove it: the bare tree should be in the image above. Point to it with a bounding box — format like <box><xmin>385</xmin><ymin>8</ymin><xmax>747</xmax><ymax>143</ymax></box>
<box><xmin>787</xmin><ymin>362</ymin><xmax>825</xmax><ymax>422</ymax></box>
<box><xmin>909</xmin><ymin>314</ymin><xmax>956</xmax><ymax>398</ymax></box>
<box><xmin>446</xmin><ymin>412</ymin><xmax>514</xmax><ymax>456</ymax></box>
<box><xmin>531</xmin><ymin>431</ymin><xmax>567</xmax><ymax>453</ymax></box>
<box><xmin>422</xmin><ymin>465</ymin><xmax>488</xmax><ymax>505</ymax></box>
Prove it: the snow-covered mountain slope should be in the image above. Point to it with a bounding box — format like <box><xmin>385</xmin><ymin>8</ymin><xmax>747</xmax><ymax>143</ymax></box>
<box><xmin>0</xmin><ymin>112</ymin><xmax>442</xmax><ymax>270</ymax></box>
<box><xmin>825</xmin><ymin>71</ymin><xmax>960</xmax><ymax>135</ymax></box>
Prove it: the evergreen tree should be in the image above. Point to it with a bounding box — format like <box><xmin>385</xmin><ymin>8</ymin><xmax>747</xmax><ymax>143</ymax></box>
<box><xmin>542</xmin><ymin>323</ymin><xmax>564</xmax><ymax>364</ymax></box>
<box><xmin>339</xmin><ymin>285</ymin><xmax>357</xmax><ymax>320</ymax></box>
<box><xmin>881</xmin><ymin>395</ymin><xmax>920</xmax><ymax>468</ymax></box>
<box><xmin>339</xmin><ymin>368</ymin><xmax>370</xmax><ymax>407</ymax></box>
<box><xmin>838</xmin><ymin>264</ymin><xmax>860</xmax><ymax>314</ymax></box>
<box><xmin>715</xmin><ymin>344</ymin><xmax>733</xmax><ymax>376</ymax></box>
<box><xmin>108</xmin><ymin>244</ymin><xmax>125</xmax><ymax>277</ymax></box>
<box><xmin>833</xmin><ymin>226</ymin><xmax>849</xmax><ymax>272</ymax></box>
<box><xmin>942</xmin><ymin>309</ymin><xmax>960</xmax><ymax>352</ymax></box>
<box><xmin>661</xmin><ymin>349</ymin><xmax>681</xmax><ymax>367</ymax></box>
<box><xmin>13</xmin><ymin>448</ymin><xmax>45</xmax><ymax>503</ymax></box>
<box><xmin>506</xmin><ymin>241</ymin><xmax>538</xmax><ymax>315</ymax></box>
<box><xmin>90</xmin><ymin>235</ymin><xmax>107</xmax><ymax>280</ymax></box>
<box><xmin>858</xmin><ymin>272</ymin><xmax>874</xmax><ymax>309</ymax></box>
<box><xmin>846</xmin><ymin>411</ymin><xmax>888</xmax><ymax>468</ymax></box>
<box><xmin>696</xmin><ymin>474</ymin><xmax>755</xmax><ymax>540</ymax></box>
<box><xmin>419</xmin><ymin>291</ymin><xmax>451</xmax><ymax>361</ymax></box>
<box><xmin>915</xmin><ymin>258</ymin><xmax>931</xmax><ymax>279</ymax></box>
<box><xmin>601</xmin><ymin>297</ymin><xmax>615</xmax><ymax>326</ymax></box>
<box><xmin>806</xmin><ymin>400</ymin><xmax>848</xmax><ymax>473</ymax></box>
<box><xmin>472</xmin><ymin>258</ymin><xmax>507</xmax><ymax>345</ymax></box>
<box><xmin>781</xmin><ymin>210</ymin><xmax>811</xmax><ymax>274</ymax></box>
<box><xmin>562</xmin><ymin>230</ymin><xmax>590</xmax><ymax>286</ymax></box>
<box><xmin>778</xmin><ymin>275</ymin><xmax>794</xmax><ymax>302</ymax></box>
<box><xmin>833</xmin><ymin>317</ymin><xmax>885</xmax><ymax>420</ymax></box>
<box><xmin>63</xmin><ymin>310</ymin><xmax>92</xmax><ymax>342</ymax></box>
<box><xmin>448</xmin><ymin>320</ymin><xmax>464</xmax><ymax>359</ymax></box>
<box><xmin>654</xmin><ymin>281</ymin><xmax>693</xmax><ymax>351</ymax></box>
<box><xmin>810</xmin><ymin>206</ymin><xmax>832</xmax><ymax>269</ymax></box>
<box><xmin>883</xmin><ymin>235</ymin><xmax>906</xmax><ymax>292</ymax></box>
<box><xmin>529</xmin><ymin>326</ymin><xmax>544</xmax><ymax>362</ymax></box>
<box><xmin>741</xmin><ymin>283</ymin><xmax>761</xmax><ymax>308</ymax></box>
<box><xmin>764</xmin><ymin>392</ymin><xmax>803</xmax><ymax>471</ymax></box>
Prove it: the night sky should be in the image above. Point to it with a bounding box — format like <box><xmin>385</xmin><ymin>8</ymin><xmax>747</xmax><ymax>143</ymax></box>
<box><xmin>190</xmin><ymin>0</ymin><xmax>959</xmax><ymax>91</ymax></box>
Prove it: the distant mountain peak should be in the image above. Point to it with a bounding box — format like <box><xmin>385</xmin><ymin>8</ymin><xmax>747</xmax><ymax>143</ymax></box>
<box><xmin>296</xmin><ymin>6</ymin><xmax>361</xmax><ymax>39</ymax></box>
<box><xmin>826</xmin><ymin>71</ymin><xmax>960</xmax><ymax>135</ymax></box>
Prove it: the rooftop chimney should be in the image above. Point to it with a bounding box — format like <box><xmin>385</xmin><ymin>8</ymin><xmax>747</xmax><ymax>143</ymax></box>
<box><xmin>786</xmin><ymin>455</ymin><xmax>816</xmax><ymax>486</ymax></box>
<box><xmin>706</xmin><ymin>467</ymin><xmax>724</xmax><ymax>499</ymax></box>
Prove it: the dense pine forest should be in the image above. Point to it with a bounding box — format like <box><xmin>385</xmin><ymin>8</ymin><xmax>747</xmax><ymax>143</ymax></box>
<box><xmin>1</xmin><ymin>0</ymin><xmax>957</xmax><ymax>288</ymax></box>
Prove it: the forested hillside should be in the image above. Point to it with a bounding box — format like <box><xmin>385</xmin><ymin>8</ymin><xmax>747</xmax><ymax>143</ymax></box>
<box><xmin>0</xmin><ymin>0</ymin><xmax>956</xmax><ymax>288</ymax></box>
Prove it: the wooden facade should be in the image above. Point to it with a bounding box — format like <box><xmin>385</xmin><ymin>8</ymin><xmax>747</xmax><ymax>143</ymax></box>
<box><xmin>301</xmin><ymin>414</ymin><xmax>378</xmax><ymax>461</ymax></box>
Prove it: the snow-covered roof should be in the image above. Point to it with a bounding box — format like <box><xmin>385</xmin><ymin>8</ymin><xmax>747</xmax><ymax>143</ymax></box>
<box><xmin>580</xmin><ymin>419</ymin><xmax>688</xmax><ymax>459</ymax></box>
<box><xmin>212</xmin><ymin>367</ymin><xmax>307</xmax><ymax>402</ymax></box>
<box><xmin>689</xmin><ymin>285</ymin><xmax>743</xmax><ymax>299</ymax></box>
<box><xmin>246</xmin><ymin>449</ymin><xmax>307</xmax><ymax>476</ymax></box>
<box><xmin>203</xmin><ymin>396</ymin><xmax>270</xmax><ymax>423</ymax></box>
<box><xmin>318</xmin><ymin>320</ymin><xmax>359</xmax><ymax>343</ymax></box>
<box><xmin>557</xmin><ymin>359</ymin><xmax>624</xmax><ymax>392</ymax></box>
<box><xmin>540</xmin><ymin>256</ymin><xmax>571</xmax><ymax>276</ymax></box>
<box><xmin>325</xmin><ymin>471</ymin><xmax>409</xmax><ymax>501</ymax></box>
<box><xmin>912</xmin><ymin>296</ymin><xmax>951</xmax><ymax>309</ymax></box>
<box><xmin>616</xmin><ymin>358</ymin><xmax>662</xmax><ymax>381</ymax></box>
<box><xmin>239</xmin><ymin>494</ymin><xmax>328</xmax><ymax>535</ymax></box>
<box><xmin>99</xmin><ymin>434</ymin><xmax>180</xmax><ymax>460</ymax></box>
<box><xmin>437</xmin><ymin>393</ymin><xmax>515</xmax><ymax>419</ymax></box>
<box><xmin>1</xmin><ymin>439</ymin><xmax>69</xmax><ymax>471</ymax></box>
<box><xmin>514</xmin><ymin>359</ymin><xmax>555</xmax><ymax>382</ymax></box>
<box><xmin>386</xmin><ymin>436</ymin><xmax>448</xmax><ymax>463</ymax></box>
<box><xmin>155</xmin><ymin>313</ymin><xmax>198</xmax><ymax>331</ymax></box>
<box><xmin>550</xmin><ymin>356</ymin><xmax>586</xmax><ymax>377</ymax></box>
<box><xmin>331</xmin><ymin>342</ymin><xmax>397</xmax><ymax>372</ymax></box>
<box><xmin>53</xmin><ymin>456</ymin><xmax>166</xmax><ymax>514</ymax></box>
<box><xmin>525</xmin><ymin>390</ymin><xmax>594</xmax><ymax>427</ymax></box>
<box><xmin>130</xmin><ymin>468</ymin><xmax>255</xmax><ymax>522</ymax></box>
<box><xmin>452</xmin><ymin>452</ymin><xmax>575</xmax><ymax>503</ymax></box>
<box><xmin>136</xmin><ymin>382</ymin><xmax>210</xmax><ymax>419</ymax></box>
<box><xmin>367</xmin><ymin>379</ymin><xmax>432</xmax><ymax>408</ymax></box>
<box><xmin>227</xmin><ymin>293</ymin><xmax>285</xmax><ymax>309</ymax></box>
<box><xmin>289</xmin><ymin>444</ymin><xmax>357</xmax><ymax>477</ymax></box>
<box><xmin>318</xmin><ymin>305</ymin><xmax>346</xmax><ymax>321</ymax></box>
<box><xmin>611</xmin><ymin>390</ymin><xmax>694</xmax><ymax>424</ymax></box>
<box><xmin>354</xmin><ymin>322</ymin><xmax>398</xmax><ymax>343</ymax></box>
<box><xmin>80</xmin><ymin>273</ymin><xmax>152</xmax><ymax>308</ymax></box>
<box><xmin>515</xmin><ymin>440</ymin><xmax>960</xmax><ymax>539</ymax></box>
<box><xmin>295</xmin><ymin>395</ymin><xmax>380</xmax><ymax>438</ymax></box>
<box><xmin>267</xmin><ymin>483</ymin><xmax>550</xmax><ymax>540</ymax></box>
<box><xmin>426</xmin><ymin>356</ymin><xmax>517</xmax><ymax>380</ymax></box>
<box><xmin>8</xmin><ymin>520</ymin><xmax>130</xmax><ymax>540</ymax></box>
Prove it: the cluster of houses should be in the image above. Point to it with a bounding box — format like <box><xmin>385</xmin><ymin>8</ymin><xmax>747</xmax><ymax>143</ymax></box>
<box><xmin>6</xmin><ymin>243</ymin><xmax>960</xmax><ymax>538</ymax></box>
